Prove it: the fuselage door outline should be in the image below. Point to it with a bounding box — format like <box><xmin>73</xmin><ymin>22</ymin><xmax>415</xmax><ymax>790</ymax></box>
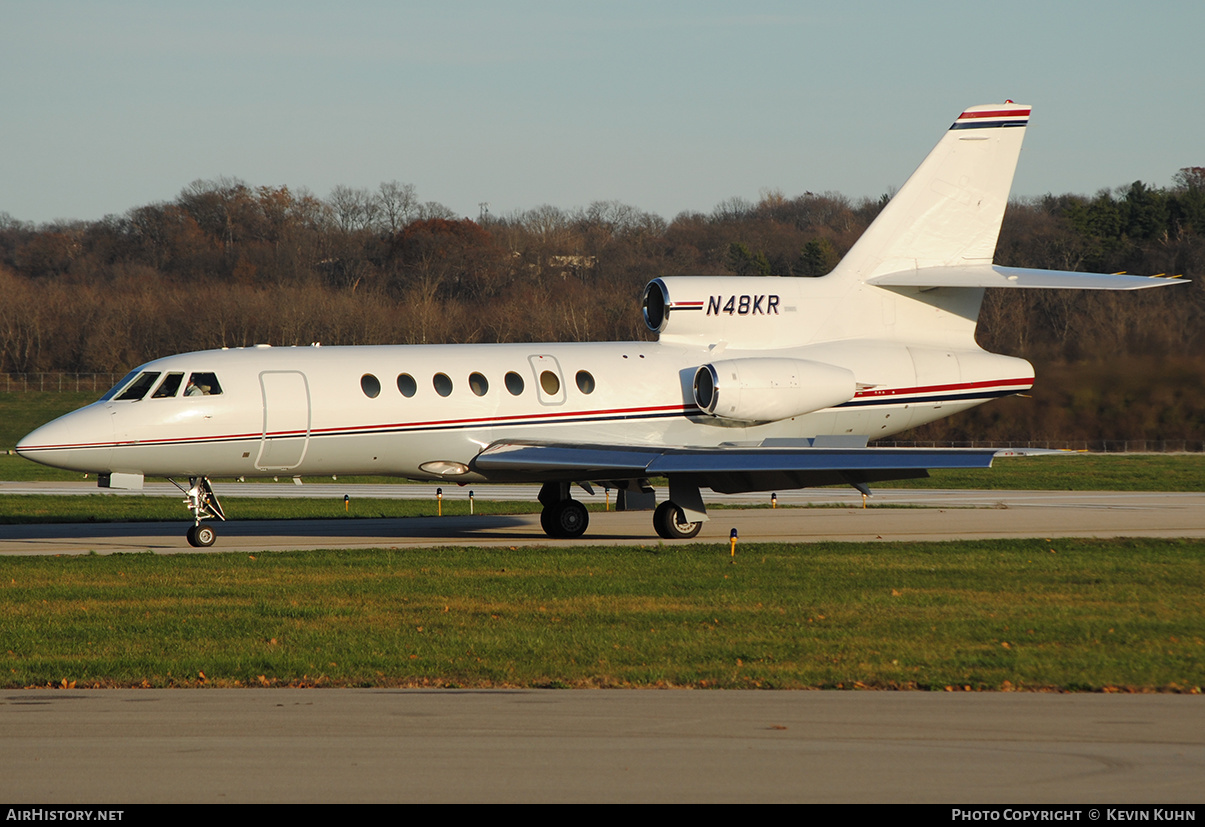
<box><xmin>255</xmin><ymin>370</ymin><xmax>312</xmax><ymax>470</ymax></box>
<box><xmin>527</xmin><ymin>354</ymin><xmax>567</xmax><ymax>406</ymax></box>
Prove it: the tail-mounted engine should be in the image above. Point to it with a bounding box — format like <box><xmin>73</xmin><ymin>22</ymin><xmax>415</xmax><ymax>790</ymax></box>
<box><xmin>692</xmin><ymin>357</ymin><xmax>856</xmax><ymax>423</ymax></box>
<box><xmin>643</xmin><ymin>276</ymin><xmax>826</xmax><ymax>349</ymax></box>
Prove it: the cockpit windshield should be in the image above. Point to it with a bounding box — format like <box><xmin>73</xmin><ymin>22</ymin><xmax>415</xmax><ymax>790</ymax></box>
<box><xmin>101</xmin><ymin>369</ymin><xmax>223</xmax><ymax>401</ymax></box>
<box><xmin>99</xmin><ymin>369</ymin><xmax>142</xmax><ymax>402</ymax></box>
<box><xmin>113</xmin><ymin>371</ymin><xmax>161</xmax><ymax>402</ymax></box>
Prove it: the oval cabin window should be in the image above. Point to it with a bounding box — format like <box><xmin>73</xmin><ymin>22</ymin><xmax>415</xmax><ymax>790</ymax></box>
<box><xmin>433</xmin><ymin>373</ymin><xmax>453</xmax><ymax>397</ymax></box>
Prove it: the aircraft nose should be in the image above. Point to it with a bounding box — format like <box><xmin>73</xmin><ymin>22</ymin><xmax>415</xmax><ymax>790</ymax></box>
<box><xmin>16</xmin><ymin>405</ymin><xmax>115</xmax><ymax>472</ymax></box>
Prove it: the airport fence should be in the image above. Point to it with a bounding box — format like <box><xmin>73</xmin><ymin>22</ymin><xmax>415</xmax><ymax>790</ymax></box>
<box><xmin>1</xmin><ymin>373</ymin><xmax>123</xmax><ymax>393</ymax></box>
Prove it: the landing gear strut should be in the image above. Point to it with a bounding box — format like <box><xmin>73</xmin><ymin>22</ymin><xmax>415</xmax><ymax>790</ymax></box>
<box><xmin>171</xmin><ymin>476</ymin><xmax>226</xmax><ymax>547</ymax></box>
<box><xmin>538</xmin><ymin>481</ymin><xmax>589</xmax><ymax>538</ymax></box>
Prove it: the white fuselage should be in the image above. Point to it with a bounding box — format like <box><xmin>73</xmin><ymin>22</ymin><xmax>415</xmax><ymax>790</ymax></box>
<box><xmin>18</xmin><ymin>337</ymin><xmax>1032</xmax><ymax>482</ymax></box>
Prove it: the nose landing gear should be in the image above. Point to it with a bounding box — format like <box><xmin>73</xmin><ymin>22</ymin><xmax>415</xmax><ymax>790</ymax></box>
<box><xmin>170</xmin><ymin>476</ymin><xmax>226</xmax><ymax>547</ymax></box>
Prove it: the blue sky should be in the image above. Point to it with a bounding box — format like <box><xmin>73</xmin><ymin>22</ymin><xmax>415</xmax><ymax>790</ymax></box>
<box><xmin>3</xmin><ymin>0</ymin><xmax>1202</xmax><ymax>225</ymax></box>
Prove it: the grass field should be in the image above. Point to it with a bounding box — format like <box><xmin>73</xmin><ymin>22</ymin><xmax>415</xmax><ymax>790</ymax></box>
<box><xmin>3</xmin><ymin>538</ymin><xmax>1201</xmax><ymax>691</ymax></box>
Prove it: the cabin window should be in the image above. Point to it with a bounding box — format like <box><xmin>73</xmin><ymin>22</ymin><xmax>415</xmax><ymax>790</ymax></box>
<box><xmin>505</xmin><ymin>371</ymin><xmax>524</xmax><ymax>395</ymax></box>
<box><xmin>540</xmin><ymin>370</ymin><xmax>560</xmax><ymax>395</ymax></box>
<box><xmin>433</xmin><ymin>373</ymin><xmax>453</xmax><ymax>397</ymax></box>
<box><xmin>115</xmin><ymin>371</ymin><xmax>161</xmax><ymax>401</ymax></box>
<box><xmin>469</xmin><ymin>372</ymin><xmax>489</xmax><ymax>397</ymax></box>
<box><xmin>185</xmin><ymin>373</ymin><xmax>223</xmax><ymax>396</ymax></box>
<box><xmin>152</xmin><ymin>373</ymin><xmax>185</xmax><ymax>399</ymax></box>
<box><xmin>575</xmin><ymin>370</ymin><xmax>595</xmax><ymax>394</ymax></box>
<box><xmin>361</xmin><ymin>373</ymin><xmax>381</xmax><ymax>398</ymax></box>
<box><xmin>397</xmin><ymin>373</ymin><xmax>417</xmax><ymax>398</ymax></box>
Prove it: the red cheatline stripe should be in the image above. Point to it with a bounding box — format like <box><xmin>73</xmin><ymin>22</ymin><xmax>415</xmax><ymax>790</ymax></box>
<box><xmin>853</xmin><ymin>376</ymin><xmax>1031</xmax><ymax>399</ymax></box>
<box><xmin>957</xmin><ymin>108</ymin><xmax>1030</xmax><ymax>120</ymax></box>
<box><xmin>19</xmin><ymin>404</ymin><xmax>697</xmax><ymax>451</ymax></box>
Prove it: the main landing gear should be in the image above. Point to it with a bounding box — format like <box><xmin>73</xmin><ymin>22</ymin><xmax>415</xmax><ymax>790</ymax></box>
<box><xmin>653</xmin><ymin>501</ymin><xmax>702</xmax><ymax>540</ymax></box>
<box><xmin>536</xmin><ymin>479</ymin><xmax>707</xmax><ymax>540</ymax></box>
<box><xmin>170</xmin><ymin>476</ymin><xmax>226</xmax><ymax>547</ymax></box>
<box><xmin>538</xmin><ymin>481</ymin><xmax>589</xmax><ymax>538</ymax></box>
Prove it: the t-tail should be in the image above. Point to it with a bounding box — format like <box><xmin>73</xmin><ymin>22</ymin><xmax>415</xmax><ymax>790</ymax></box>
<box><xmin>833</xmin><ymin>102</ymin><xmax>1032</xmax><ymax>283</ymax></box>
<box><xmin>645</xmin><ymin>102</ymin><xmax>1183</xmax><ymax>353</ymax></box>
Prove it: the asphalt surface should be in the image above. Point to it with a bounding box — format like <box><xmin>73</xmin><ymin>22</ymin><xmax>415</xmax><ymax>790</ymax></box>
<box><xmin>1</xmin><ymin>487</ymin><xmax>1203</xmax><ymax>554</ymax></box>
<box><xmin>2</xmin><ymin>689</ymin><xmax>1202</xmax><ymax>803</ymax></box>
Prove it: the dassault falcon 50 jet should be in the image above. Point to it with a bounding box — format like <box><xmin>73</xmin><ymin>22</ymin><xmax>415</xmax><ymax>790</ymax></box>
<box><xmin>18</xmin><ymin>102</ymin><xmax>1184</xmax><ymax>546</ymax></box>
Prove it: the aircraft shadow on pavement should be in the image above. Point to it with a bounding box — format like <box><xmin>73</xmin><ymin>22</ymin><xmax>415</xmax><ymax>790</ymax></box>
<box><xmin>0</xmin><ymin>514</ymin><xmax>656</xmax><ymax>546</ymax></box>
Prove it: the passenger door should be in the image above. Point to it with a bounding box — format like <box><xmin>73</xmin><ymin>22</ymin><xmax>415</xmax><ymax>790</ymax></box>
<box><xmin>255</xmin><ymin>371</ymin><xmax>311</xmax><ymax>470</ymax></box>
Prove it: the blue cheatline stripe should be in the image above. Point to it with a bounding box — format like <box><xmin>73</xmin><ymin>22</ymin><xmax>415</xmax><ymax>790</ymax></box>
<box><xmin>951</xmin><ymin>120</ymin><xmax>1028</xmax><ymax>130</ymax></box>
<box><xmin>24</xmin><ymin>408</ymin><xmax>698</xmax><ymax>454</ymax></box>
<box><xmin>838</xmin><ymin>389</ymin><xmax>1017</xmax><ymax>408</ymax></box>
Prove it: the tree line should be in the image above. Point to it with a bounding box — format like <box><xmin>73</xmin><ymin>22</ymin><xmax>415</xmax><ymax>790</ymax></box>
<box><xmin>1</xmin><ymin>169</ymin><xmax>1202</xmax><ymax>442</ymax></box>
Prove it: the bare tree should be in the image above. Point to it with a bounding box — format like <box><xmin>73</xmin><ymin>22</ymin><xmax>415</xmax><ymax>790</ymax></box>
<box><xmin>376</xmin><ymin>181</ymin><xmax>418</xmax><ymax>233</ymax></box>
<box><xmin>327</xmin><ymin>185</ymin><xmax>382</xmax><ymax>233</ymax></box>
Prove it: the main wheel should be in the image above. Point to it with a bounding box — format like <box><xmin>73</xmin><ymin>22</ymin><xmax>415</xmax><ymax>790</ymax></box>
<box><xmin>187</xmin><ymin>524</ymin><xmax>216</xmax><ymax>547</ymax></box>
<box><xmin>653</xmin><ymin>501</ymin><xmax>702</xmax><ymax>540</ymax></box>
<box><xmin>541</xmin><ymin>499</ymin><xmax>589</xmax><ymax>538</ymax></box>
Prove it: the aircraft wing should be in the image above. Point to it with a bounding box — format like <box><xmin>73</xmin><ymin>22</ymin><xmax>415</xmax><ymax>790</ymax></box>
<box><xmin>471</xmin><ymin>439</ymin><xmax>1000</xmax><ymax>494</ymax></box>
<box><xmin>867</xmin><ymin>265</ymin><xmax>1187</xmax><ymax>291</ymax></box>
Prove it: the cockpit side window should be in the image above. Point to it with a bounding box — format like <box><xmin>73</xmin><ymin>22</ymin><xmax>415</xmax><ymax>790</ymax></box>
<box><xmin>152</xmin><ymin>373</ymin><xmax>185</xmax><ymax>399</ymax></box>
<box><xmin>99</xmin><ymin>369</ymin><xmax>142</xmax><ymax>402</ymax></box>
<box><xmin>114</xmin><ymin>371</ymin><xmax>161</xmax><ymax>402</ymax></box>
<box><xmin>185</xmin><ymin>373</ymin><xmax>223</xmax><ymax>396</ymax></box>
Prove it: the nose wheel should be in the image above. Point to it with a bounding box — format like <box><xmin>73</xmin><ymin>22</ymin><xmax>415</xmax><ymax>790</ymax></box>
<box><xmin>171</xmin><ymin>476</ymin><xmax>226</xmax><ymax>547</ymax></box>
<box><xmin>187</xmin><ymin>524</ymin><xmax>217</xmax><ymax>547</ymax></box>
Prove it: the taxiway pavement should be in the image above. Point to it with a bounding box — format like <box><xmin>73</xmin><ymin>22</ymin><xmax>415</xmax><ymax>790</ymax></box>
<box><xmin>1</xmin><ymin>488</ymin><xmax>1202</xmax><ymax>554</ymax></box>
<box><xmin>2</xmin><ymin>689</ymin><xmax>1202</xmax><ymax>803</ymax></box>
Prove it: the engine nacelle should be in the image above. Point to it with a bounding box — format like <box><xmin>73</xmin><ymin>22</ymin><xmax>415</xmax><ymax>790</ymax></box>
<box><xmin>693</xmin><ymin>357</ymin><xmax>856</xmax><ymax>423</ymax></box>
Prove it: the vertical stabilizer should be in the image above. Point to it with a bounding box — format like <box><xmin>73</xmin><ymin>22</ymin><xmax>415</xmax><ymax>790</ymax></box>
<box><xmin>830</xmin><ymin>103</ymin><xmax>1030</xmax><ymax>282</ymax></box>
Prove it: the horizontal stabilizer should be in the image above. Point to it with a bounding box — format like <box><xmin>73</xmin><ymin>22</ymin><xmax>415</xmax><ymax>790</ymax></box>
<box><xmin>868</xmin><ymin>266</ymin><xmax>1188</xmax><ymax>291</ymax></box>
